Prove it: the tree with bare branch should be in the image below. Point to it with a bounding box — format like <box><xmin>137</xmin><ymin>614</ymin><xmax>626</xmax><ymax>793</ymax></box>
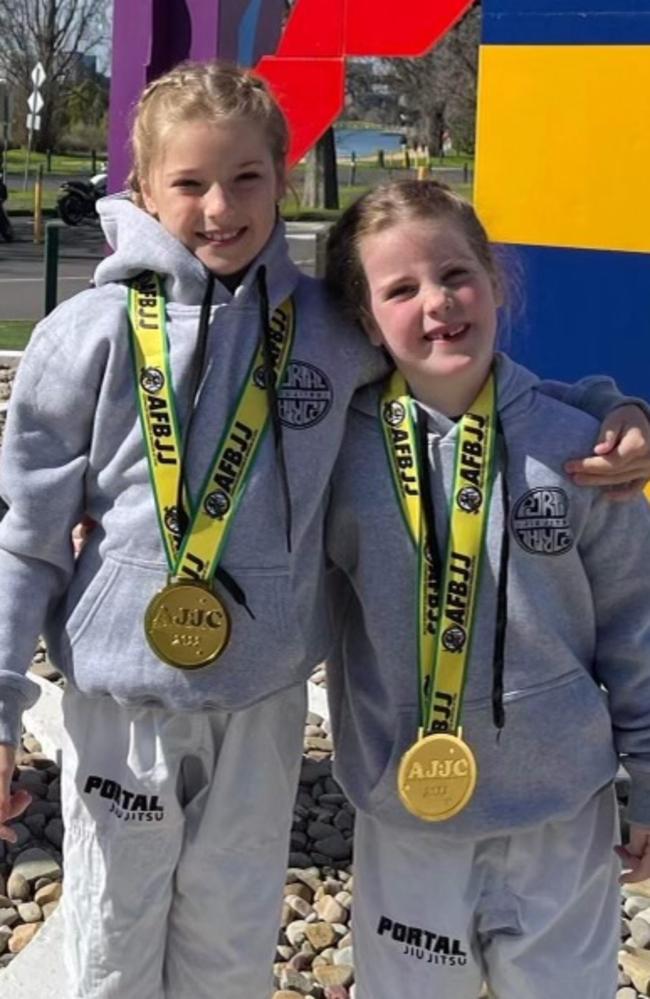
<box><xmin>0</xmin><ymin>0</ymin><xmax>109</xmax><ymax>150</ymax></box>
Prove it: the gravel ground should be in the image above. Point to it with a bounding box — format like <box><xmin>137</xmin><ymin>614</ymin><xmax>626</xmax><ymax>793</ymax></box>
<box><xmin>2</xmin><ymin>362</ymin><xmax>650</xmax><ymax>997</ymax></box>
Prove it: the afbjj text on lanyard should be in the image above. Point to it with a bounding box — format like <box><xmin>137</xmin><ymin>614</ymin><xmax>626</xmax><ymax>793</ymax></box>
<box><xmin>128</xmin><ymin>271</ymin><xmax>295</xmax><ymax>670</ymax></box>
<box><xmin>380</xmin><ymin>369</ymin><xmax>498</xmax><ymax>821</ymax></box>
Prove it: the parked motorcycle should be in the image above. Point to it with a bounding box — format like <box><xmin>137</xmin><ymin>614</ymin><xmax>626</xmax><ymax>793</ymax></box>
<box><xmin>57</xmin><ymin>171</ymin><xmax>107</xmax><ymax>226</ymax></box>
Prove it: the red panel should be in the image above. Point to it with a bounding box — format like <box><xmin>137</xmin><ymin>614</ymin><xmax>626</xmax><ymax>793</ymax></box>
<box><xmin>345</xmin><ymin>0</ymin><xmax>474</xmax><ymax>57</ymax></box>
<box><xmin>256</xmin><ymin>57</ymin><xmax>346</xmax><ymax>165</ymax></box>
<box><xmin>277</xmin><ymin>0</ymin><xmax>345</xmax><ymax>57</ymax></box>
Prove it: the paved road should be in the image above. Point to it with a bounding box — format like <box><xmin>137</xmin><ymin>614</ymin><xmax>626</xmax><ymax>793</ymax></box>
<box><xmin>0</xmin><ymin>217</ymin><xmax>326</xmax><ymax>322</ymax></box>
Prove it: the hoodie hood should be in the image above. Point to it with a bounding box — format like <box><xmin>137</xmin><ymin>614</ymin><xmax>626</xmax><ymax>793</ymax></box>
<box><xmin>94</xmin><ymin>192</ymin><xmax>301</xmax><ymax>309</ymax></box>
<box><xmin>349</xmin><ymin>352</ymin><xmax>541</xmax><ymax>430</ymax></box>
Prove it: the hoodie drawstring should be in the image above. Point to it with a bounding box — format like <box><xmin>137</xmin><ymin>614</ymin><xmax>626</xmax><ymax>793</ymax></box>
<box><xmin>256</xmin><ymin>265</ymin><xmax>293</xmax><ymax>554</ymax></box>
<box><xmin>491</xmin><ymin>425</ymin><xmax>510</xmax><ymax>735</ymax></box>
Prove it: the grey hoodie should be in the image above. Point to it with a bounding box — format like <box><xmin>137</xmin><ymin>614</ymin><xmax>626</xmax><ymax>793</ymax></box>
<box><xmin>0</xmin><ymin>197</ymin><xmax>641</xmax><ymax>746</ymax></box>
<box><xmin>0</xmin><ymin>195</ymin><xmax>386</xmax><ymax>744</ymax></box>
<box><xmin>326</xmin><ymin>354</ymin><xmax>650</xmax><ymax>838</ymax></box>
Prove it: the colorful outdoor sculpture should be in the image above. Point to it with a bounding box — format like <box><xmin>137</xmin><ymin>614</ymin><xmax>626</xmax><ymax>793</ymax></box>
<box><xmin>108</xmin><ymin>0</ymin><xmax>650</xmax><ymax>394</ymax></box>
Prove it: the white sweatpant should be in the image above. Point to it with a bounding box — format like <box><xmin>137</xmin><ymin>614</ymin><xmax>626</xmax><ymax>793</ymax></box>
<box><xmin>352</xmin><ymin>786</ymin><xmax>620</xmax><ymax>999</ymax></box>
<box><xmin>60</xmin><ymin>682</ymin><xmax>307</xmax><ymax>999</ymax></box>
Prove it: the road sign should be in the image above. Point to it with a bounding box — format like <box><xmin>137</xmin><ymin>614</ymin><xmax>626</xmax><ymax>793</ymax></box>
<box><xmin>27</xmin><ymin>91</ymin><xmax>44</xmax><ymax>114</ymax></box>
<box><xmin>26</xmin><ymin>113</ymin><xmax>41</xmax><ymax>132</ymax></box>
<box><xmin>31</xmin><ymin>62</ymin><xmax>46</xmax><ymax>88</ymax></box>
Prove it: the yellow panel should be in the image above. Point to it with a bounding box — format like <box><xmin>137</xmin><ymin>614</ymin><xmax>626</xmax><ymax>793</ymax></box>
<box><xmin>474</xmin><ymin>45</ymin><xmax>650</xmax><ymax>253</ymax></box>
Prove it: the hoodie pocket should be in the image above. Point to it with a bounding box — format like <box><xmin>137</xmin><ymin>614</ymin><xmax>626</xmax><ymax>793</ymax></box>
<box><xmin>61</xmin><ymin>552</ymin><xmax>305</xmax><ymax>699</ymax></box>
<box><xmin>66</xmin><ymin>556</ymin><xmax>121</xmax><ymax>647</ymax></box>
<box><xmin>366</xmin><ymin>707</ymin><xmax>419</xmax><ymax>812</ymax></box>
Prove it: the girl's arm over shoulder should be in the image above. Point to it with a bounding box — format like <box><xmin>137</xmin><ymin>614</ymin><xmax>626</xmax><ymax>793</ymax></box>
<box><xmin>538</xmin><ymin>376</ymin><xmax>650</xmax><ymax>498</ymax></box>
<box><xmin>579</xmin><ymin>492</ymin><xmax>650</xmax><ymax>851</ymax></box>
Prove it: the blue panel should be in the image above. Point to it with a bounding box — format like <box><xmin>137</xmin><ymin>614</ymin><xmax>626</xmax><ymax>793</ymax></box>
<box><xmin>238</xmin><ymin>0</ymin><xmax>263</xmax><ymax>67</ymax></box>
<box><xmin>483</xmin><ymin>1</ymin><xmax>650</xmax><ymax>44</ymax></box>
<box><xmin>500</xmin><ymin>245</ymin><xmax>650</xmax><ymax>401</ymax></box>
<box><xmin>486</xmin><ymin>1</ymin><xmax>650</xmax><ymax>13</ymax></box>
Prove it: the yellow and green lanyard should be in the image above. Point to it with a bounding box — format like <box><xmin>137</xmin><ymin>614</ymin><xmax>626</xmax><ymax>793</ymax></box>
<box><xmin>128</xmin><ymin>271</ymin><xmax>295</xmax><ymax>586</ymax></box>
<box><xmin>381</xmin><ymin>370</ymin><xmax>498</xmax><ymax>736</ymax></box>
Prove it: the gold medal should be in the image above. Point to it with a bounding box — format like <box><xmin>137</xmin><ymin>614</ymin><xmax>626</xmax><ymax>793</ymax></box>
<box><xmin>144</xmin><ymin>581</ymin><xmax>230</xmax><ymax>669</ymax></box>
<box><xmin>397</xmin><ymin>732</ymin><xmax>477</xmax><ymax>822</ymax></box>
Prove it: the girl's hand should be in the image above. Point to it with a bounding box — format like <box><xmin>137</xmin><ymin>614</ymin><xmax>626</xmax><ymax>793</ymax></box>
<box><xmin>0</xmin><ymin>745</ymin><xmax>31</xmax><ymax>843</ymax></box>
<box><xmin>72</xmin><ymin>515</ymin><xmax>97</xmax><ymax>557</ymax></box>
<box><xmin>616</xmin><ymin>823</ymin><xmax>650</xmax><ymax>884</ymax></box>
<box><xmin>565</xmin><ymin>405</ymin><xmax>650</xmax><ymax>500</ymax></box>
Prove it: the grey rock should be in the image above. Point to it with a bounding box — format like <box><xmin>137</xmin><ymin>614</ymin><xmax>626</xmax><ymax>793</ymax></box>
<box><xmin>46</xmin><ymin>778</ymin><xmax>61</xmax><ymax>802</ymax></box>
<box><xmin>0</xmin><ymin>925</ymin><xmax>12</xmax><ymax>955</ymax></box>
<box><xmin>631</xmin><ymin>911</ymin><xmax>650</xmax><ymax>948</ymax></box>
<box><xmin>314</xmin><ymin>834</ymin><xmax>351</xmax><ymax>862</ymax></box>
<box><xmin>44</xmin><ymin>818</ymin><xmax>64</xmax><ymax>849</ymax></box>
<box><xmin>319</xmin><ymin>794</ymin><xmax>347</xmax><ymax>807</ymax></box>
<box><xmin>24</xmin><ymin>814</ymin><xmax>47</xmax><ymax>838</ymax></box>
<box><xmin>7</xmin><ymin>823</ymin><xmax>31</xmax><ymax>849</ymax></box>
<box><xmin>12</xmin><ymin>847</ymin><xmax>62</xmax><ymax>884</ymax></box>
<box><xmin>285</xmin><ymin>920</ymin><xmax>309</xmax><ymax>948</ymax></box>
<box><xmin>279</xmin><ymin>968</ymin><xmax>313</xmax><ymax>994</ymax></box>
<box><xmin>308</xmin><ymin>821</ymin><xmax>335</xmax><ymax>841</ymax></box>
<box><xmin>0</xmin><ymin>908</ymin><xmax>19</xmax><ymax>929</ymax></box>
<box><xmin>300</xmin><ymin>760</ymin><xmax>331</xmax><ymax>786</ymax></box>
<box><xmin>334</xmin><ymin>946</ymin><xmax>354</xmax><ymax>967</ymax></box>
<box><xmin>289</xmin><ymin>852</ymin><xmax>313</xmax><ymax>869</ymax></box>
<box><xmin>285</xmin><ymin>895</ymin><xmax>314</xmax><ymax>919</ymax></box>
<box><xmin>7</xmin><ymin>871</ymin><xmax>30</xmax><ymax>902</ymax></box>
<box><xmin>17</xmin><ymin>901</ymin><xmax>41</xmax><ymax>923</ymax></box>
<box><xmin>624</xmin><ymin>895</ymin><xmax>650</xmax><ymax>919</ymax></box>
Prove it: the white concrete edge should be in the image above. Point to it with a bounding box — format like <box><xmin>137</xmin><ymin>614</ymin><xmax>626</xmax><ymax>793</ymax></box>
<box><xmin>22</xmin><ymin>673</ymin><xmax>64</xmax><ymax>767</ymax></box>
<box><xmin>0</xmin><ymin>352</ymin><xmax>23</xmax><ymax>362</ymax></box>
<box><xmin>0</xmin><ymin>904</ymin><xmax>66</xmax><ymax>996</ymax></box>
<box><xmin>6</xmin><ymin>673</ymin><xmax>328</xmax><ymax>997</ymax></box>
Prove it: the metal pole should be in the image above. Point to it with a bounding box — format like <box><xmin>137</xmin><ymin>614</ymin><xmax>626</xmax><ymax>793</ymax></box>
<box><xmin>44</xmin><ymin>221</ymin><xmax>61</xmax><ymax>315</ymax></box>
<box><xmin>34</xmin><ymin>164</ymin><xmax>44</xmax><ymax>243</ymax></box>
<box><xmin>23</xmin><ymin>121</ymin><xmax>34</xmax><ymax>191</ymax></box>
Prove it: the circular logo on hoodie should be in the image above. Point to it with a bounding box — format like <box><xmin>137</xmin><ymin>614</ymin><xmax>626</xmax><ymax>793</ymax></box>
<box><xmin>277</xmin><ymin>361</ymin><xmax>333</xmax><ymax>429</ymax></box>
<box><xmin>511</xmin><ymin>487</ymin><xmax>573</xmax><ymax>556</ymax></box>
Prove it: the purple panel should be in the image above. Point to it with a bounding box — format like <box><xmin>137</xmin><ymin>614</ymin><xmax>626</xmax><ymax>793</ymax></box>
<box><xmin>108</xmin><ymin>0</ymin><xmax>155</xmax><ymax>193</ymax></box>
<box><xmin>108</xmin><ymin>0</ymin><xmax>286</xmax><ymax>195</ymax></box>
<box><xmin>186</xmin><ymin>0</ymin><xmax>220</xmax><ymax>60</ymax></box>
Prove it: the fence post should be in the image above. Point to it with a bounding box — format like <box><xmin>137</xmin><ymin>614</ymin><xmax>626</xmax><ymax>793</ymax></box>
<box><xmin>44</xmin><ymin>221</ymin><xmax>61</xmax><ymax>315</ymax></box>
<box><xmin>349</xmin><ymin>151</ymin><xmax>357</xmax><ymax>186</ymax></box>
<box><xmin>33</xmin><ymin>165</ymin><xmax>44</xmax><ymax>243</ymax></box>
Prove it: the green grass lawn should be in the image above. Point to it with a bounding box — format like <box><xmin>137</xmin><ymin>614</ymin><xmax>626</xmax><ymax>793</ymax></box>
<box><xmin>0</xmin><ymin>321</ymin><xmax>34</xmax><ymax>351</ymax></box>
<box><xmin>6</xmin><ymin>188</ymin><xmax>57</xmax><ymax>212</ymax></box>
<box><xmin>5</xmin><ymin>148</ymin><xmax>105</xmax><ymax>175</ymax></box>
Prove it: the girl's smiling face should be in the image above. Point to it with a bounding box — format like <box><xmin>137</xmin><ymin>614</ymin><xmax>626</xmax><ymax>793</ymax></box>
<box><xmin>141</xmin><ymin>118</ymin><xmax>286</xmax><ymax>276</ymax></box>
<box><xmin>359</xmin><ymin>216</ymin><xmax>500</xmax><ymax>414</ymax></box>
